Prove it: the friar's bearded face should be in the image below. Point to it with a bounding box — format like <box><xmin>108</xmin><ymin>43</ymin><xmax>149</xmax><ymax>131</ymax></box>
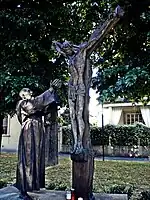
<box><xmin>19</xmin><ymin>88</ymin><xmax>33</xmax><ymax>100</ymax></box>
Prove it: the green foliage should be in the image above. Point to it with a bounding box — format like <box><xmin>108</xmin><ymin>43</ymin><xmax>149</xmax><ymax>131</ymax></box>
<box><xmin>104</xmin><ymin>184</ymin><xmax>134</xmax><ymax>199</ymax></box>
<box><xmin>90</xmin><ymin>125</ymin><xmax>109</xmax><ymax>145</ymax></box>
<box><xmin>135</xmin><ymin>123</ymin><xmax>150</xmax><ymax>146</ymax></box>
<box><xmin>59</xmin><ymin>108</ymin><xmax>71</xmax><ymax>126</ymax></box>
<box><xmin>0</xmin><ymin>0</ymin><xmax>115</xmax><ymax>116</ymax></box>
<box><xmin>1</xmin><ymin>0</ymin><xmax>148</xmax><ymax>116</ymax></box>
<box><xmin>62</xmin><ymin>123</ymin><xmax>150</xmax><ymax>146</ymax></box>
<box><xmin>47</xmin><ymin>182</ymin><xmax>68</xmax><ymax>191</ymax></box>
<box><xmin>0</xmin><ymin>0</ymin><xmax>79</xmax><ymax>115</ymax></box>
<box><xmin>0</xmin><ymin>154</ymin><xmax>150</xmax><ymax>198</ymax></box>
<box><xmin>138</xmin><ymin>191</ymin><xmax>150</xmax><ymax>200</ymax></box>
<box><xmin>0</xmin><ymin>180</ymin><xmax>7</xmax><ymax>189</ymax></box>
<box><xmin>92</xmin><ymin>0</ymin><xmax>150</xmax><ymax>103</ymax></box>
<box><xmin>62</xmin><ymin>126</ymin><xmax>73</xmax><ymax>146</ymax></box>
<box><xmin>109</xmin><ymin>124</ymin><xmax>139</xmax><ymax>146</ymax></box>
<box><xmin>0</xmin><ymin>153</ymin><xmax>17</xmax><ymax>185</ymax></box>
<box><xmin>45</xmin><ymin>158</ymin><xmax>150</xmax><ymax>198</ymax></box>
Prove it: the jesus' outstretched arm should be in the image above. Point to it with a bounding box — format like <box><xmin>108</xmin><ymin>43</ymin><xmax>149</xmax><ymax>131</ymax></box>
<box><xmin>86</xmin><ymin>5</ymin><xmax>124</xmax><ymax>55</ymax></box>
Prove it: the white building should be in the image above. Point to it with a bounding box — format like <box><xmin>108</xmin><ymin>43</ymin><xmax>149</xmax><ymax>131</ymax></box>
<box><xmin>102</xmin><ymin>102</ymin><xmax>150</xmax><ymax>126</ymax></box>
<box><xmin>2</xmin><ymin>114</ymin><xmax>21</xmax><ymax>152</ymax></box>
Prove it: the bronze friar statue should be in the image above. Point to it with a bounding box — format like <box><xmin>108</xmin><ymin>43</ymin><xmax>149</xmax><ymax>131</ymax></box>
<box><xmin>15</xmin><ymin>79</ymin><xmax>61</xmax><ymax>199</ymax></box>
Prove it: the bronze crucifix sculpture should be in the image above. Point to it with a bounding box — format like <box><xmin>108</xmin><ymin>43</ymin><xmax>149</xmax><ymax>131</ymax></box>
<box><xmin>53</xmin><ymin>6</ymin><xmax>124</xmax><ymax>199</ymax></box>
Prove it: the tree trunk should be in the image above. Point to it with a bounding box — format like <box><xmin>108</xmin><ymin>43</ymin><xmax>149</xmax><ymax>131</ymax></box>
<box><xmin>0</xmin><ymin>115</ymin><xmax>4</xmax><ymax>154</ymax></box>
<box><xmin>45</xmin><ymin>104</ymin><xmax>58</xmax><ymax>166</ymax></box>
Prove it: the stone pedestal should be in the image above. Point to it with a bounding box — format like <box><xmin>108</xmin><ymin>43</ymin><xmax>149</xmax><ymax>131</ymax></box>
<box><xmin>0</xmin><ymin>186</ymin><xmax>21</xmax><ymax>200</ymax></box>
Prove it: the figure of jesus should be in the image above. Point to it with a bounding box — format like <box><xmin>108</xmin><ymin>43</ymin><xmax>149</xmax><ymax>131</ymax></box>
<box><xmin>53</xmin><ymin>6</ymin><xmax>124</xmax><ymax>152</ymax></box>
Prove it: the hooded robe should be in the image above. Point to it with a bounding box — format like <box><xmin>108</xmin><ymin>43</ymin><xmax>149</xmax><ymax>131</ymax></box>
<box><xmin>16</xmin><ymin>89</ymin><xmax>57</xmax><ymax>193</ymax></box>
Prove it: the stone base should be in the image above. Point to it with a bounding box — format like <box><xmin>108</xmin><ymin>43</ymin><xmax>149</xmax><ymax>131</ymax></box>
<box><xmin>0</xmin><ymin>186</ymin><xmax>128</xmax><ymax>200</ymax></box>
<box><xmin>28</xmin><ymin>190</ymin><xmax>128</xmax><ymax>200</ymax></box>
<box><xmin>95</xmin><ymin>193</ymin><xmax>128</xmax><ymax>200</ymax></box>
<box><xmin>0</xmin><ymin>186</ymin><xmax>21</xmax><ymax>200</ymax></box>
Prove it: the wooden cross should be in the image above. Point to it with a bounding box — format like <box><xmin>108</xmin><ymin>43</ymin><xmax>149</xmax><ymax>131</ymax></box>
<box><xmin>53</xmin><ymin>5</ymin><xmax>124</xmax><ymax>200</ymax></box>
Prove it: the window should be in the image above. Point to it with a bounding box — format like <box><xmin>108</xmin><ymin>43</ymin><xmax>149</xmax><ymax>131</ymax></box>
<box><xmin>124</xmin><ymin>113</ymin><xmax>144</xmax><ymax>125</ymax></box>
<box><xmin>3</xmin><ymin>117</ymin><xmax>8</xmax><ymax>134</ymax></box>
<box><xmin>2</xmin><ymin>116</ymin><xmax>10</xmax><ymax>137</ymax></box>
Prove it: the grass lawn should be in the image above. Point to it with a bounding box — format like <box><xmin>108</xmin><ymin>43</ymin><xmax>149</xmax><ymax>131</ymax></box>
<box><xmin>0</xmin><ymin>153</ymin><xmax>150</xmax><ymax>194</ymax></box>
<box><xmin>45</xmin><ymin>158</ymin><xmax>150</xmax><ymax>193</ymax></box>
<box><xmin>0</xmin><ymin>153</ymin><xmax>17</xmax><ymax>183</ymax></box>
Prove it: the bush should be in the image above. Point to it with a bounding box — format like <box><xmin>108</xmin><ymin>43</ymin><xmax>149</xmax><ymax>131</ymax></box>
<box><xmin>90</xmin><ymin>126</ymin><xmax>109</xmax><ymax>145</ymax></box>
<box><xmin>135</xmin><ymin>123</ymin><xmax>150</xmax><ymax>146</ymax></box>
<box><xmin>46</xmin><ymin>181</ymin><xmax>68</xmax><ymax>191</ymax></box>
<box><xmin>137</xmin><ymin>191</ymin><xmax>150</xmax><ymax>200</ymax></box>
<box><xmin>62</xmin><ymin>123</ymin><xmax>150</xmax><ymax>146</ymax></box>
<box><xmin>0</xmin><ymin>180</ymin><xmax>7</xmax><ymax>189</ymax></box>
<box><xmin>104</xmin><ymin>184</ymin><xmax>134</xmax><ymax>199</ymax></box>
<box><xmin>62</xmin><ymin>126</ymin><xmax>72</xmax><ymax>145</ymax></box>
<box><xmin>62</xmin><ymin>125</ymin><xmax>110</xmax><ymax>146</ymax></box>
<box><xmin>110</xmin><ymin>125</ymin><xmax>139</xmax><ymax>146</ymax></box>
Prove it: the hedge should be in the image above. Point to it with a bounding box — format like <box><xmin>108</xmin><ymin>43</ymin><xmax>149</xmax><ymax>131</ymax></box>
<box><xmin>62</xmin><ymin>123</ymin><xmax>150</xmax><ymax>146</ymax></box>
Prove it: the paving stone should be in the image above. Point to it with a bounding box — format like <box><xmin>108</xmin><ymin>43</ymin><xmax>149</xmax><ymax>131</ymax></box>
<box><xmin>95</xmin><ymin>193</ymin><xmax>128</xmax><ymax>200</ymax></box>
<box><xmin>0</xmin><ymin>186</ymin><xmax>21</xmax><ymax>200</ymax></box>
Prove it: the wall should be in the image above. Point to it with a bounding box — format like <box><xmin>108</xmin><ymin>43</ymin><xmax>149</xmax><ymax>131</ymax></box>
<box><xmin>1</xmin><ymin>115</ymin><xmax>21</xmax><ymax>152</ymax></box>
<box><xmin>61</xmin><ymin>145</ymin><xmax>150</xmax><ymax>157</ymax></box>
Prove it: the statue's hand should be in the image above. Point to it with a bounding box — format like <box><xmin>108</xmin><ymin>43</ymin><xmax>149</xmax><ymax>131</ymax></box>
<box><xmin>50</xmin><ymin>79</ymin><xmax>62</xmax><ymax>89</ymax></box>
<box><xmin>114</xmin><ymin>5</ymin><xmax>124</xmax><ymax>17</ymax></box>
